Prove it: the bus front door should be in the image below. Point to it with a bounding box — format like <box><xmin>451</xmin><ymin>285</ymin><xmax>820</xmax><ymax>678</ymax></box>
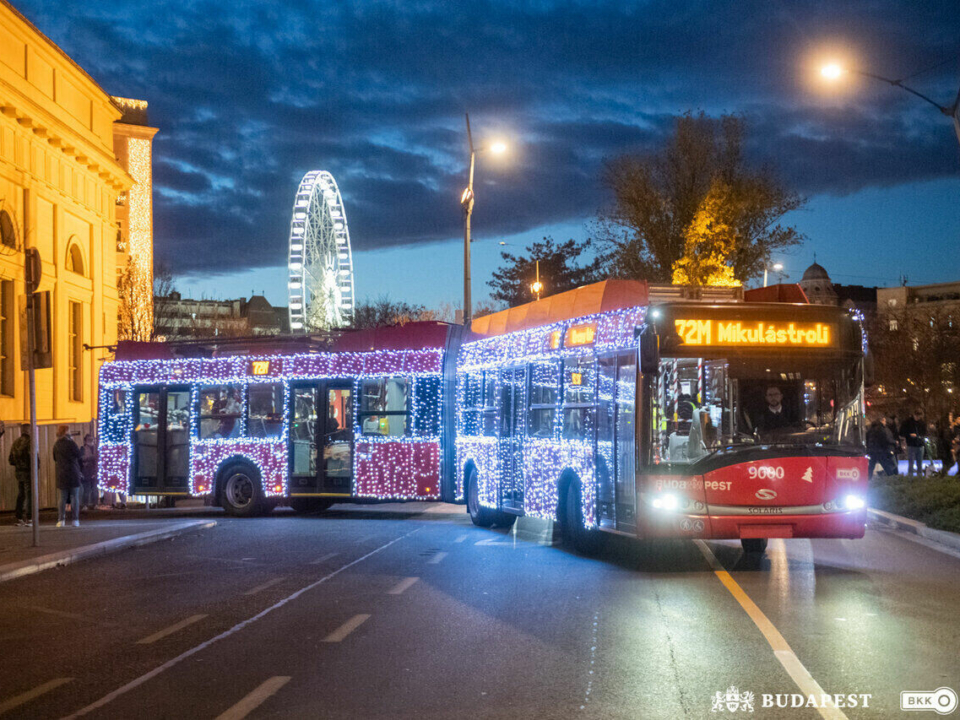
<box><xmin>290</xmin><ymin>381</ymin><xmax>353</xmax><ymax>497</ymax></box>
<box><xmin>132</xmin><ymin>386</ymin><xmax>191</xmax><ymax>495</ymax></box>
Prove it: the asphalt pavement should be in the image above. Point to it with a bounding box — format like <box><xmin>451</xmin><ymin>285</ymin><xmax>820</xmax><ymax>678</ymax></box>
<box><xmin>0</xmin><ymin>502</ymin><xmax>957</xmax><ymax>719</ymax></box>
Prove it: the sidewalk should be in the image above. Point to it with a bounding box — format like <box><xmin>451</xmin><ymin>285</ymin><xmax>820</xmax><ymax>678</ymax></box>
<box><xmin>0</xmin><ymin>507</ymin><xmax>216</xmax><ymax>583</ymax></box>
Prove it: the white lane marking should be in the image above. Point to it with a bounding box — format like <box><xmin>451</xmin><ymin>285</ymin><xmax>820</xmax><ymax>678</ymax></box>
<box><xmin>427</xmin><ymin>551</ymin><xmax>448</xmax><ymax>564</ymax></box>
<box><xmin>310</xmin><ymin>552</ymin><xmax>339</xmax><ymax>565</ymax></box>
<box><xmin>0</xmin><ymin>678</ymin><xmax>72</xmax><ymax>715</ymax></box>
<box><xmin>474</xmin><ymin>537</ymin><xmax>514</xmax><ymax>546</ymax></box>
<box><xmin>454</xmin><ymin>534</ymin><xmax>468</xmax><ymax>543</ymax></box>
<box><xmin>214</xmin><ymin>676</ymin><xmax>291</xmax><ymax>720</ymax></box>
<box><xmin>136</xmin><ymin>614</ymin><xmax>207</xmax><ymax>645</ymax></box>
<box><xmin>243</xmin><ymin>578</ymin><xmax>284</xmax><ymax>596</ymax></box>
<box><xmin>64</xmin><ymin>530</ymin><xmax>419</xmax><ymax>718</ymax></box>
<box><xmin>387</xmin><ymin>577</ymin><xmax>419</xmax><ymax>595</ymax></box>
<box><xmin>323</xmin><ymin>614</ymin><xmax>370</xmax><ymax>642</ymax></box>
<box><xmin>695</xmin><ymin>541</ymin><xmax>848</xmax><ymax>720</ymax></box>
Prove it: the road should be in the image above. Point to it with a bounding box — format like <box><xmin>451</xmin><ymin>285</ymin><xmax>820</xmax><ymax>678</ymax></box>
<box><xmin>0</xmin><ymin>503</ymin><xmax>958</xmax><ymax>719</ymax></box>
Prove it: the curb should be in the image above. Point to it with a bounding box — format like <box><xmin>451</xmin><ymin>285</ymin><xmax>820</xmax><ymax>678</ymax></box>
<box><xmin>0</xmin><ymin>519</ymin><xmax>217</xmax><ymax>584</ymax></box>
<box><xmin>868</xmin><ymin>508</ymin><xmax>960</xmax><ymax>554</ymax></box>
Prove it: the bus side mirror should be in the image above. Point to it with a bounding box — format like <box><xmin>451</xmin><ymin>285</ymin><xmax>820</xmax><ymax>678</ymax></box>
<box><xmin>863</xmin><ymin>351</ymin><xmax>875</xmax><ymax>388</ymax></box>
<box><xmin>637</xmin><ymin>323</ymin><xmax>660</xmax><ymax>375</ymax></box>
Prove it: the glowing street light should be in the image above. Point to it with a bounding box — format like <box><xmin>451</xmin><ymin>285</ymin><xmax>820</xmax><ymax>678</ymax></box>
<box><xmin>818</xmin><ymin>60</ymin><xmax>960</xmax><ymax>150</ymax></box>
<box><xmin>530</xmin><ymin>259</ymin><xmax>544</xmax><ymax>300</ymax></box>
<box><xmin>763</xmin><ymin>262</ymin><xmax>784</xmax><ymax>288</ymax></box>
<box><xmin>461</xmin><ymin>113</ymin><xmax>508</xmax><ymax>326</ymax></box>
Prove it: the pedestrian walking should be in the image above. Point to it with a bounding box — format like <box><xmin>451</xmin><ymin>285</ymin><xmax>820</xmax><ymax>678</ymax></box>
<box><xmin>899</xmin><ymin>409</ymin><xmax>927</xmax><ymax>478</ymax></box>
<box><xmin>52</xmin><ymin>425</ymin><xmax>83</xmax><ymax>527</ymax></box>
<box><xmin>866</xmin><ymin>417</ymin><xmax>898</xmax><ymax>478</ymax></box>
<box><xmin>80</xmin><ymin>433</ymin><xmax>99</xmax><ymax>510</ymax></box>
<box><xmin>7</xmin><ymin>423</ymin><xmax>32</xmax><ymax>527</ymax></box>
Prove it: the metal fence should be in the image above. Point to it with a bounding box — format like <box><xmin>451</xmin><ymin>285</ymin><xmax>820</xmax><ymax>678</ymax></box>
<box><xmin>0</xmin><ymin>422</ymin><xmax>95</xmax><ymax>512</ymax></box>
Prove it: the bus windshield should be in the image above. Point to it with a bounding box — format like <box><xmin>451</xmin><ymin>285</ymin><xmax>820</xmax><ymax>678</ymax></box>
<box><xmin>654</xmin><ymin>355</ymin><xmax>864</xmax><ymax>464</ymax></box>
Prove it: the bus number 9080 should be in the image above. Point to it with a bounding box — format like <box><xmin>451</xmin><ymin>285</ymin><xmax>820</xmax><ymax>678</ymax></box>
<box><xmin>748</xmin><ymin>466</ymin><xmax>784</xmax><ymax>480</ymax></box>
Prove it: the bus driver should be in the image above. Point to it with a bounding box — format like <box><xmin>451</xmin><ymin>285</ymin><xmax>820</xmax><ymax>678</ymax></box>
<box><xmin>757</xmin><ymin>385</ymin><xmax>792</xmax><ymax>433</ymax></box>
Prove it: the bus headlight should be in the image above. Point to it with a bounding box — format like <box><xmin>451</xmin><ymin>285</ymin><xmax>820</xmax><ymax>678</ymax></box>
<box><xmin>652</xmin><ymin>493</ymin><xmax>680</xmax><ymax>511</ymax></box>
<box><xmin>843</xmin><ymin>495</ymin><xmax>865</xmax><ymax>511</ymax></box>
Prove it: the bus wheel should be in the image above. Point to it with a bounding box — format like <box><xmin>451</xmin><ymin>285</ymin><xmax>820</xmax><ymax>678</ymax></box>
<box><xmin>466</xmin><ymin>468</ymin><xmax>496</xmax><ymax>528</ymax></box>
<box><xmin>494</xmin><ymin>512</ymin><xmax>517</xmax><ymax>529</ymax></box>
<box><xmin>741</xmin><ymin>538</ymin><xmax>768</xmax><ymax>554</ymax></box>
<box><xmin>562</xmin><ymin>482</ymin><xmax>599</xmax><ymax>555</ymax></box>
<box><xmin>220</xmin><ymin>464</ymin><xmax>264</xmax><ymax>517</ymax></box>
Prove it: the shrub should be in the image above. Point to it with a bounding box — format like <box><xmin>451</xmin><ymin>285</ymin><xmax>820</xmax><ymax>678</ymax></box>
<box><xmin>870</xmin><ymin>475</ymin><xmax>960</xmax><ymax>533</ymax></box>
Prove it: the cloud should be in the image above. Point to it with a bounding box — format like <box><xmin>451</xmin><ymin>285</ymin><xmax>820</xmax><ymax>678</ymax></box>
<box><xmin>11</xmin><ymin>0</ymin><xmax>960</xmax><ymax>276</ymax></box>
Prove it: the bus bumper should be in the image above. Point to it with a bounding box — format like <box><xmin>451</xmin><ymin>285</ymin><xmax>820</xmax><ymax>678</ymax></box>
<box><xmin>642</xmin><ymin>510</ymin><xmax>867</xmax><ymax>540</ymax></box>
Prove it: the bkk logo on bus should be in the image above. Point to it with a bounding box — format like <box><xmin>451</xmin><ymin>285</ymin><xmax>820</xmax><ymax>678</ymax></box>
<box><xmin>674</xmin><ymin>319</ymin><xmax>836</xmax><ymax>347</ymax></box>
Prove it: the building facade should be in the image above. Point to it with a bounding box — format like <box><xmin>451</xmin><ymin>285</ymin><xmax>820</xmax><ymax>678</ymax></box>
<box><xmin>155</xmin><ymin>293</ymin><xmax>288</xmax><ymax>340</ymax></box>
<box><xmin>0</xmin><ymin>0</ymin><xmax>155</xmax><ymax>507</ymax></box>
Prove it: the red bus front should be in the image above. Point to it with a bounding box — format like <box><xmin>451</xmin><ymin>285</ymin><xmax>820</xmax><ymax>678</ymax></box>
<box><xmin>637</xmin><ymin>303</ymin><xmax>867</xmax><ymax>547</ymax></box>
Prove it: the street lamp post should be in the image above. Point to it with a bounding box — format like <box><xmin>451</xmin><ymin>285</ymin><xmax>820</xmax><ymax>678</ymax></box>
<box><xmin>763</xmin><ymin>262</ymin><xmax>784</xmax><ymax>288</ymax></box>
<box><xmin>820</xmin><ymin>63</ymin><xmax>960</xmax><ymax>149</ymax></box>
<box><xmin>460</xmin><ymin>113</ymin><xmax>506</xmax><ymax>326</ymax></box>
<box><xmin>530</xmin><ymin>259</ymin><xmax>544</xmax><ymax>300</ymax></box>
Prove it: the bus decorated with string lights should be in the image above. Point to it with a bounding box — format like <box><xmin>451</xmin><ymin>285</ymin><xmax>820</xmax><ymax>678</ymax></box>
<box><xmin>456</xmin><ymin>281</ymin><xmax>868</xmax><ymax>553</ymax></box>
<box><xmin>97</xmin><ymin>324</ymin><xmax>454</xmax><ymax>516</ymax></box>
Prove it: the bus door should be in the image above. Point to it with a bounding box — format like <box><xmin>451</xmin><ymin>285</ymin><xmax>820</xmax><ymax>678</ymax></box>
<box><xmin>615</xmin><ymin>353</ymin><xmax>638</xmax><ymax>533</ymax></box>
<box><xmin>290</xmin><ymin>381</ymin><xmax>353</xmax><ymax>496</ymax></box>
<box><xmin>133</xmin><ymin>385</ymin><xmax>191</xmax><ymax>494</ymax></box>
<box><xmin>499</xmin><ymin>366</ymin><xmax>525</xmax><ymax>512</ymax></box>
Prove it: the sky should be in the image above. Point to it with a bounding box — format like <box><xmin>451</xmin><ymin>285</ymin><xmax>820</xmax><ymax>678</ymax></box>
<box><xmin>14</xmin><ymin>0</ymin><xmax>960</xmax><ymax>309</ymax></box>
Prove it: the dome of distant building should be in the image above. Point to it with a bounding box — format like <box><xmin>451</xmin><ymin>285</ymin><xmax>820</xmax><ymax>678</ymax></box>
<box><xmin>799</xmin><ymin>261</ymin><xmax>838</xmax><ymax>305</ymax></box>
<box><xmin>801</xmin><ymin>262</ymin><xmax>831</xmax><ymax>282</ymax></box>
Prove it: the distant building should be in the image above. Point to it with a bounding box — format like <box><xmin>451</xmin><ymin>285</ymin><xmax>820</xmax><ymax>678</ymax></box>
<box><xmin>797</xmin><ymin>262</ymin><xmax>877</xmax><ymax>315</ymax></box>
<box><xmin>154</xmin><ymin>292</ymin><xmax>288</xmax><ymax>340</ymax></box>
<box><xmin>876</xmin><ymin>281</ymin><xmax>960</xmax><ymax>315</ymax></box>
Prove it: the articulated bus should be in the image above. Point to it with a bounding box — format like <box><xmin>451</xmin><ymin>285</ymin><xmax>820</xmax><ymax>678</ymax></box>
<box><xmin>97</xmin><ymin>281</ymin><xmax>868</xmax><ymax>552</ymax></box>
<box><xmin>456</xmin><ymin>283</ymin><xmax>868</xmax><ymax>553</ymax></box>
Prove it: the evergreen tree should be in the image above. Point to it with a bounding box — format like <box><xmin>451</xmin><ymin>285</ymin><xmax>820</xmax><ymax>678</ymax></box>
<box><xmin>487</xmin><ymin>237</ymin><xmax>603</xmax><ymax>307</ymax></box>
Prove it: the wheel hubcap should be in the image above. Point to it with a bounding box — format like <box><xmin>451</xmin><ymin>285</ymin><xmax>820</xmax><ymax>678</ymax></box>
<box><xmin>467</xmin><ymin>476</ymin><xmax>479</xmax><ymax>515</ymax></box>
<box><xmin>226</xmin><ymin>473</ymin><xmax>253</xmax><ymax>508</ymax></box>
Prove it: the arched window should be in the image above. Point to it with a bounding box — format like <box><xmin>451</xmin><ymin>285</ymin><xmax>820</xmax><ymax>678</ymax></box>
<box><xmin>0</xmin><ymin>211</ymin><xmax>15</xmax><ymax>249</ymax></box>
<box><xmin>66</xmin><ymin>240</ymin><xmax>85</xmax><ymax>276</ymax></box>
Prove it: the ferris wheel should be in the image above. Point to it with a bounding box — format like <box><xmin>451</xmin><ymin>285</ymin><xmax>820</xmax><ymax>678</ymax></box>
<box><xmin>287</xmin><ymin>171</ymin><xmax>356</xmax><ymax>331</ymax></box>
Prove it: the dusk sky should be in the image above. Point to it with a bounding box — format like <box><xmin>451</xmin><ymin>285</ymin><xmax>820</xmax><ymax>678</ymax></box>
<box><xmin>17</xmin><ymin>0</ymin><xmax>960</xmax><ymax>309</ymax></box>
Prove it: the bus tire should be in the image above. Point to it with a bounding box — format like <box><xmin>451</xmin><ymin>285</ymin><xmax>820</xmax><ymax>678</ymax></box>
<box><xmin>562</xmin><ymin>481</ymin><xmax>599</xmax><ymax>555</ymax></box>
<box><xmin>219</xmin><ymin>463</ymin><xmax>264</xmax><ymax>517</ymax></box>
<box><xmin>741</xmin><ymin>538</ymin><xmax>768</xmax><ymax>554</ymax></box>
<box><xmin>494</xmin><ymin>512</ymin><xmax>517</xmax><ymax>529</ymax></box>
<box><xmin>466</xmin><ymin>467</ymin><xmax>496</xmax><ymax>528</ymax></box>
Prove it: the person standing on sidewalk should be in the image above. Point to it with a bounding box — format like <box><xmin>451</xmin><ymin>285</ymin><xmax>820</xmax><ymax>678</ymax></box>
<box><xmin>8</xmin><ymin>424</ymin><xmax>32</xmax><ymax>527</ymax></box>
<box><xmin>52</xmin><ymin>425</ymin><xmax>82</xmax><ymax>527</ymax></box>
<box><xmin>80</xmin><ymin>433</ymin><xmax>98</xmax><ymax>510</ymax></box>
<box><xmin>900</xmin><ymin>409</ymin><xmax>927</xmax><ymax>478</ymax></box>
<box><xmin>867</xmin><ymin>417</ymin><xmax>898</xmax><ymax>478</ymax></box>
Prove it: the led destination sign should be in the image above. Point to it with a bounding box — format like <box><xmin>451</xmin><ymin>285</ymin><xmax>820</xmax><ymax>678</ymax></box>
<box><xmin>674</xmin><ymin>319</ymin><xmax>836</xmax><ymax>347</ymax></box>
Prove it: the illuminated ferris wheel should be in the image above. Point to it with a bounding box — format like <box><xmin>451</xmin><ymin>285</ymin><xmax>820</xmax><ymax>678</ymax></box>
<box><xmin>287</xmin><ymin>171</ymin><xmax>355</xmax><ymax>331</ymax></box>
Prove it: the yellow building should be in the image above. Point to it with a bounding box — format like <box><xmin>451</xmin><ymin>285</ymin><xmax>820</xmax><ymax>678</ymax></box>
<box><xmin>0</xmin><ymin>0</ymin><xmax>156</xmax><ymax>506</ymax></box>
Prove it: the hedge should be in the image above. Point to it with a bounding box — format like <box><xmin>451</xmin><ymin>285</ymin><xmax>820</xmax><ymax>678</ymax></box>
<box><xmin>870</xmin><ymin>474</ymin><xmax>960</xmax><ymax>534</ymax></box>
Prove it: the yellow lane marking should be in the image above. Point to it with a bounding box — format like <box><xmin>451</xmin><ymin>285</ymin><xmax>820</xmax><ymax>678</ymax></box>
<box><xmin>695</xmin><ymin>541</ymin><xmax>848</xmax><ymax>720</ymax></box>
<box><xmin>0</xmin><ymin>678</ymin><xmax>72</xmax><ymax>716</ymax></box>
<box><xmin>214</xmin><ymin>676</ymin><xmax>291</xmax><ymax>720</ymax></box>
<box><xmin>323</xmin><ymin>614</ymin><xmax>371</xmax><ymax>642</ymax></box>
<box><xmin>135</xmin><ymin>614</ymin><xmax>207</xmax><ymax>645</ymax></box>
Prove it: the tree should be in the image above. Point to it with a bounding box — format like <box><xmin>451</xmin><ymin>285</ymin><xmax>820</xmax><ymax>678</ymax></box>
<box><xmin>598</xmin><ymin>112</ymin><xmax>804</xmax><ymax>284</ymax></box>
<box><xmin>488</xmin><ymin>236</ymin><xmax>603</xmax><ymax>307</ymax></box>
<box><xmin>351</xmin><ymin>295</ymin><xmax>434</xmax><ymax>329</ymax></box>
<box><xmin>672</xmin><ymin>180</ymin><xmax>739</xmax><ymax>287</ymax></box>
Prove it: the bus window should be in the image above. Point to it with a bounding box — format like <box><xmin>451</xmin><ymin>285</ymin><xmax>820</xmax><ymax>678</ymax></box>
<box><xmin>597</xmin><ymin>355</ymin><xmax>617</xmax><ymax>527</ymax></box>
<box><xmin>292</xmin><ymin>387</ymin><xmax>317</xmax><ymax>476</ymax></box>
<box><xmin>104</xmin><ymin>388</ymin><xmax>129</xmax><ymax>442</ymax></box>
<box><xmin>414</xmin><ymin>377</ymin><xmax>441</xmax><ymax>436</ymax></box>
<box><xmin>562</xmin><ymin>357</ymin><xmax>596</xmax><ymax>441</ymax></box>
<box><xmin>199</xmin><ymin>384</ymin><xmax>243</xmax><ymax>440</ymax></box>
<box><xmin>528</xmin><ymin>361</ymin><xmax>559</xmax><ymax>438</ymax></box>
<box><xmin>248</xmin><ymin>383</ymin><xmax>284</xmax><ymax>438</ymax></box>
<box><xmin>360</xmin><ymin>376</ymin><xmax>409</xmax><ymax>437</ymax></box>
<box><xmin>459</xmin><ymin>373</ymin><xmax>483</xmax><ymax>437</ymax></box>
<box><xmin>481</xmin><ymin>372</ymin><xmax>497</xmax><ymax>436</ymax></box>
